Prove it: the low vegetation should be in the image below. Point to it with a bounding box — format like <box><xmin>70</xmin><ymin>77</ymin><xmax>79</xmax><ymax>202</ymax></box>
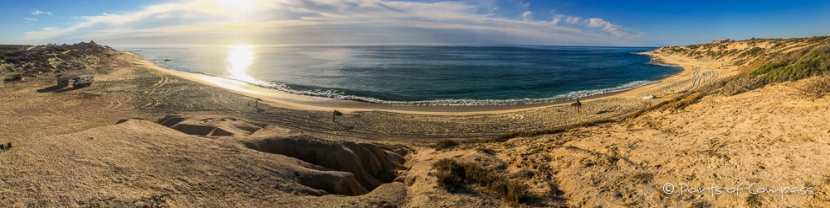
<box><xmin>722</xmin><ymin>75</ymin><xmax>762</xmax><ymax>95</ymax></box>
<box><xmin>432</xmin><ymin>158</ymin><xmax>533</xmax><ymax>206</ymax></box>
<box><xmin>623</xmin><ymin>92</ymin><xmax>705</xmax><ymax>120</ymax></box>
<box><xmin>724</xmin><ymin>42</ymin><xmax>830</xmax><ymax>95</ymax></box>
<box><xmin>796</xmin><ymin>74</ymin><xmax>830</xmax><ymax>101</ymax></box>
<box><xmin>433</xmin><ymin>139</ymin><xmax>459</xmax><ymax>150</ymax></box>
<box><xmin>745</xmin><ymin>194</ymin><xmax>763</xmax><ymax>208</ymax></box>
<box><xmin>656</xmin><ymin>92</ymin><xmax>703</xmax><ymax>111</ymax></box>
<box><xmin>1</xmin><ymin>41</ymin><xmax>112</xmax><ymax>76</ymax></box>
<box><xmin>737</xmin><ymin>46</ymin><xmax>765</xmax><ymax>58</ymax></box>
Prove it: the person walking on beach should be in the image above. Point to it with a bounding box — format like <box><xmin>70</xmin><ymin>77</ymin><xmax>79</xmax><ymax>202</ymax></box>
<box><xmin>571</xmin><ymin>98</ymin><xmax>582</xmax><ymax>114</ymax></box>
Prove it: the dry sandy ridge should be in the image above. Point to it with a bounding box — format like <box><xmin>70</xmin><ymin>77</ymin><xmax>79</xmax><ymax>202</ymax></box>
<box><xmin>434</xmin><ymin>80</ymin><xmax>830</xmax><ymax>207</ymax></box>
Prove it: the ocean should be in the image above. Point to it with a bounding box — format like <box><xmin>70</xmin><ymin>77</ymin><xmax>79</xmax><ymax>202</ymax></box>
<box><xmin>124</xmin><ymin>45</ymin><xmax>681</xmax><ymax>106</ymax></box>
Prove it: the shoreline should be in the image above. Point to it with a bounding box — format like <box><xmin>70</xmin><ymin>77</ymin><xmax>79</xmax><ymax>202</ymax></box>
<box><xmin>129</xmin><ymin>51</ymin><xmax>691</xmax><ymax>115</ymax></box>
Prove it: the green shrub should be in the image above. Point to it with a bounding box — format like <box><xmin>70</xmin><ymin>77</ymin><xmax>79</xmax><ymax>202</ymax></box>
<box><xmin>725</xmin><ymin>43</ymin><xmax>830</xmax><ymax>95</ymax></box>
<box><xmin>757</xmin><ymin>51</ymin><xmax>829</xmax><ymax>83</ymax></box>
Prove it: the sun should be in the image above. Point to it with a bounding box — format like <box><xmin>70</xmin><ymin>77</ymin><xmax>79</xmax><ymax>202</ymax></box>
<box><xmin>214</xmin><ymin>0</ymin><xmax>259</xmax><ymax>9</ymax></box>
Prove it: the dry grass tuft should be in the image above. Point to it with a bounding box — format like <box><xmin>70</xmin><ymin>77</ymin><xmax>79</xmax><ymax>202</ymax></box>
<box><xmin>722</xmin><ymin>76</ymin><xmax>763</xmax><ymax>96</ymax></box>
<box><xmin>745</xmin><ymin>194</ymin><xmax>762</xmax><ymax>208</ymax></box>
<box><xmin>796</xmin><ymin>74</ymin><xmax>830</xmax><ymax>101</ymax></box>
<box><xmin>686</xmin><ymin>200</ymin><xmax>714</xmax><ymax>208</ymax></box>
<box><xmin>632</xmin><ymin>173</ymin><xmax>654</xmax><ymax>184</ymax></box>
<box><xmin>432</xmin><ymin>158</ymin><xmax>534</xmax><ymax>206</ymax></box>
<box><xmin>624</xmin><ymin>92</ymin><xmax>703</xmax><ymax>120</ymax></box>
<box><xmin>657</xmin><ymin>92</ymin><xmax>703</xmax><ymax>111</ymax></box>
<box><xmin>433</xmin><ymin>139</ymin><xmax>459</xmax><ymax>150</ymax></box>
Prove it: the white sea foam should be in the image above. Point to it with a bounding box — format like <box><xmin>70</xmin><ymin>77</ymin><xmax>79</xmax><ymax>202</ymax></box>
<box><xmin>251</xmin><ymin>79</ymin><xmax>659</xmax><ymax>106</ymax></box>
<box><xmin>646</xmin><ymin>57</ymin><xmax>683</xmax><ymax>68</ymax></box>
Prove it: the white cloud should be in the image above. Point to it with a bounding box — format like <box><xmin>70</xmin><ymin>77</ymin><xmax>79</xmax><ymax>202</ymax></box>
<box><xmin>517</xmin><ymin>1</ymin><xmax>530</xmax><ymax>9</ymax></box>
<box><xmin>585</xmin><ymin>17</ymin><xmax>636</xmax><ymax>38</ymax></box>
<box><xmin>552</xmin><ymin>12</ymin><xmax>581</xmax><ymax>26</ymax></box>
<box><xmin>32</xmin><ymin>10</ymin><xmax>52</xmax><ymax>15</ymax></box>
<box><xmin>24</xmin><ymin>17</ymin><xmax>38</xmax><ymax>23</ymax></box>
<box><xmin>551</xmin><ymin>15</ymin><xmax>561</xmax><ymax>25</ymax></box>
<box><xmin>565</xmin><ymin>16</ymin><xmax>580</xmax><ymax>24</ymax></box>
<box><xmin>16</xmin><ymin>0</ymin><xmax>642</xmax><ymax>45</ymax></box>
<box><xmin>521</xmin><ymin>11</ymin><xmax>533</xmax><ymax>21</ymax></box>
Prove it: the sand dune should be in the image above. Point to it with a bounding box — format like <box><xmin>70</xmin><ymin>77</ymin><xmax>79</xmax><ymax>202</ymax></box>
<box><xmin>0</xmin><ymin>119</ymin><xmax>408</xmax><ymax>207</ymax></box>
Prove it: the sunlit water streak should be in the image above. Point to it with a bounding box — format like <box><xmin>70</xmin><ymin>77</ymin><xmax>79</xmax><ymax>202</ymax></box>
<box><xmin>225</xmin><ymin>45</ymin><xmax>258</xmax><ymax>84</ymax></box>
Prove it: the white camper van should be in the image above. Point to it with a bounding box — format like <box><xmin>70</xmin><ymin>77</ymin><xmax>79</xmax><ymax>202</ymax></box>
<box><xmin>73</xmin><ymin>75</ymin><xmax>94</xmax><ymax>87</ymax></box>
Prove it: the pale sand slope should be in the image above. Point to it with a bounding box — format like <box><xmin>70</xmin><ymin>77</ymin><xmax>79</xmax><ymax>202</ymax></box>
<box><xmin>0</xmin><ymin>119</ymin><xmax>407</xmax><ymax>207</ymax></box>
<box><xmin>405</xmin><ymin>78</ymin><xmax>830</xmax><ymax>207</ymax></box>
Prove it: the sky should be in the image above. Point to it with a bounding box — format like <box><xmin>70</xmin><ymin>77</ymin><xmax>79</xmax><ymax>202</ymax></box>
<box><xmin>1</xmin><ymin>0</ymin><xmax>829</xmax><ymax>47</ymax></box>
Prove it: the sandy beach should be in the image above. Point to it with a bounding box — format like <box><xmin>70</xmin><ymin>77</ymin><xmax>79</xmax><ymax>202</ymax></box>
<box><xmin>1</xmin><ymin>37</ymin><xmax>829</xmax><ymax>207</ymax></box>
<box><xmin>139</xmin><ymin>50</ymin><xmax>697</xmax><ymax>115</ymax></box>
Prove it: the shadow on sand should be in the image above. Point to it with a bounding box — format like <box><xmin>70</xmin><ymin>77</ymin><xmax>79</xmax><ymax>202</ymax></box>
<box><xmin>36</xmin><ymin>86</ymin><xmax>83</xmax><ymax>93</ymax></box>
<box><xmin>334</xmin><ymin>121</ymin><xmax>355</xmax><ymax>130</ymax></box>
<box><xmin>595</xmin><ymin>110</ymin><xmax>613</xmax><ymax>115</ymax></box>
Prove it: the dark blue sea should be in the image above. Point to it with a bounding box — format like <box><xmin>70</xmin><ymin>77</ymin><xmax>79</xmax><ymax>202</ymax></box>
<box><xmin>124</xmin><ymin>45</ymin><xmax>681</xmax><ymax>106</ymax></box>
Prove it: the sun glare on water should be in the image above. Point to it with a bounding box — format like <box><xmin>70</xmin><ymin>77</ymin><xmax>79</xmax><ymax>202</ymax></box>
<box><xmin>226</xmin><ymin>45</ymin><xmax>258</xmax><ymax>84</ymax></box>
